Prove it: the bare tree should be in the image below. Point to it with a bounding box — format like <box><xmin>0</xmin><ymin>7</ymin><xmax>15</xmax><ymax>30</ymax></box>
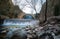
<box><xmin>12</xmin><ymin>0</ymin><xmax>44</xmax><ymax>19</ymax></box>
<box><xmin>24</xmin><ymin>0</ymin><xmax>43</xmax><ymax>19</ymax></box>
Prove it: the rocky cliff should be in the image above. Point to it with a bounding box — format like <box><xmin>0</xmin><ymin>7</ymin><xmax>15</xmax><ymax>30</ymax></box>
<box><xmin>0</xmin><ymin>0</ymin><xmax>23</xmax><ymax>19</ymax></box>
<box><xmin>39</xmin><ymin>0</ymin><xmax>60</xmax><ymax>23</ymax></box>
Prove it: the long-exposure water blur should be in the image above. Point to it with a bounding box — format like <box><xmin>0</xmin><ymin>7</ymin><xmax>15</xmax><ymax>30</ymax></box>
<box><xmin>0</xmin><ymin>0</ymin><xmax>60</xmax><ymax>39</ymax></box>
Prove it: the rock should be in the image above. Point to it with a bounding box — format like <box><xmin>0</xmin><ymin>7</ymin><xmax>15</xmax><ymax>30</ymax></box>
<box><xmin>39</xmin><ymin>0</ymin><xmax>60</xmax><ymax>23</ymax></box>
